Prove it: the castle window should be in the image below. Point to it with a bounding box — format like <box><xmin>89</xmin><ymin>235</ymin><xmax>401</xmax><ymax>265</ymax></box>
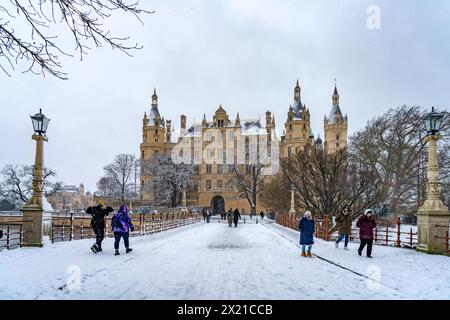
<box><xmin>336</xmin><ymin>134</ymin><xmax>340</xmax><ymax>140</ymax></box>
<box><xmin>246</xmin><ymin>165</ymin><xmax>252</xmax><ymax>175</ymax></box>
<box><xmin>141</xmin><ymin>150</ymin><xmax>144</xmax><ymax>159</ymax></box>
<box><xmin>206</xmin><ymin>164</ymin><xmax>212</xmax><ymax>174</ymax></box>
<box><xmin>336</xmin><ymin>142</ymin><xmax>340</xmax><ymax>148</ymax></box>
<box><xmin>217</xmin><ymin>180</ymin><xmax>223</xmax><ymax>189</ymax></box>
<box><xmin>303</xmin><ymin>124</ymin><xmax>306</xmax><ymax>130</ymax></box>
<box><xmin>206</xmin><ymin>180</ymin><xmax>212</xmax><ymax>190</ymax></box>
<box><xmin>155</xmin><ymin>129</ymin><xmax>158</xmax><ymax>135</ymax></box>
<box><xmin>155</xmin><ymin>139</ymin><xmax>158</xmax><ymax>143</ymax></box>
<box><xmin>289</xmin><ymin>124</ymin><xmax>292</xmax><ymax>130</ymax></box>
<box><xmin>217</xmin><ymin>164</ymin><xmax>224</xmax><ymax>174</ymax></box>
<box><xmin>288</xmin><ymin>147</ymin><xmax>292</xmax><ymax>157</ymax></box>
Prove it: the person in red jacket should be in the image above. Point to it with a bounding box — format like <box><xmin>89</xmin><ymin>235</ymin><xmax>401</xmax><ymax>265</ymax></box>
<box><xmin>356</xmin><ymin>209</ymin><xmax>377</xmax><ymax>258</ymax></box>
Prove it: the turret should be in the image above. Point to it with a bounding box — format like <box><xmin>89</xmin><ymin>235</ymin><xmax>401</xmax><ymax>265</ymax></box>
<box><xmin>152</xmin><ymin>88</ymin><xmax>158</xmax><ymax>107</ymax></box>
<box><xmin>180</xmin><ymin>114</ymin><xmax>187</xmax><ymax>135</ymax></box>
<box><xmin>324</xmin><ymin>80</ymin><xmax>348</xmax><ymax>153</ymax></box>
<box><xmin>294</xmin><ymin>79</ymin><xmax>301</xmax><ymax>102</ymax></box>
<box><xmin>235</xmin><ymin>113</ymin><xmax>241</xmax><ymax>127</ymax></box>
<box><xmin>166</xmin><ymin>120</ymin><xmax>172</xmax><ymax>142</ymax></box>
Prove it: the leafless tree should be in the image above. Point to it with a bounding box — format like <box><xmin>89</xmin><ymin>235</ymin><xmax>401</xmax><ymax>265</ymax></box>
<box><xmin>281</xmin><ymin>144</ymin><xmax>382</xmax><ymax>220</ymax></box>
<box><xmin>0</xmin><ymin>164</ymin><xmax>62</xmax><ymax>208</ymax></box>
<box><xmin>97</xmin><ymin>154</ymin><xmax>137</xmax><ymax>204</ymax></box>
<box><xmin>349</xmin><ymin>106</ymin><xmax>449</xmax><ymax>220</ymax></box>
<box><xmin>229</xmin><ymin>163</ymin><xmax>267</xmax><ymax>216</ymax></box>
<box><xmin>0</xmin><ymin>1</ymin><xmax>153</xmax><ymax>79</ymax></box>
<box><xmin>259</xmin><ymin>173</ymin><xmax>290</xmax><ymax>213</ymax></box>
<box><xmin>142</xmin><ymin>154</ymin><xmax>192</xmax><ymax>207</ymax></box>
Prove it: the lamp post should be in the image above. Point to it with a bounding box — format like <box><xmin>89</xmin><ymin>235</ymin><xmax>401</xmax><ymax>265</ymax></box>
<box><xmin>21</xmin><ymin>109</ymin><xmax>50</xmax><ymax>247</ymax></box>
<box><xmin>417</xmin><ymin>107</ymin><xmax>449</xmax><ymax>254</ymax></box>
<box><xmin>289</xmin><ymin>183</ymin><xmax>296</xmax><ymax>216</ymax></box>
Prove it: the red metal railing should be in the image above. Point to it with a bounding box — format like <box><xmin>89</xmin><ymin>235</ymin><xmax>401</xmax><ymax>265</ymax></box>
<box><xmin>276</xmin><ymin>214</ymin><xmax>419</xmax><ymax>249</ymax></box>
<box><xmin>50</xmin><ymin>211</ymin><xmax>201</xmax><ymax>243</ymax></box>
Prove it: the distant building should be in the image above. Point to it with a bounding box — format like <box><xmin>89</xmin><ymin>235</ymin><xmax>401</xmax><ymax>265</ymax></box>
<box><xmin>46</xmin><ymin>183</ymin><xmax>94</xmax><ymax>212</ymax></box>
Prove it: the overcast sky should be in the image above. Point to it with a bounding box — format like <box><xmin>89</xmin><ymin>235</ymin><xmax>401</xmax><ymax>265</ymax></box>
<box><xmin>0</xmin><ymin>0</ymin><xmax>449</xmax><ymax>192</ymax></box>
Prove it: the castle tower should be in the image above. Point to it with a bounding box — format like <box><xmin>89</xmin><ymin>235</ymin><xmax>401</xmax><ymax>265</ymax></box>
<box><xmin>166</xmin><ymin>120</ymin><xmax>172</xmax><ymax>142</ymax></box>
<box><xmin>140</xmin><ymin>89</ymin><xmax>175</xmax><ymax>201</ymax></box>
<box><xmin>324</xmin><ymin>81</ymin><xmax>348</xmax><ymax>153</ymax></box>
<box><xmin>180</xmin><ymin>115</ymin><xmax>187</xmax><ymax>135</ymax></box>
<box><xmin>282</xmin><ymin>79</ymin><xmax>312</xmax><ymax>157</ymax></box>
<box><xmin>235</xmin><ymin>113</ymin><xmax>241</xmax><ymax>128</ymax></box>
<box><xmin>213</xmin><ymin>105</ymin><xmax>229</xmax><ymax>128</ymax></box>
<box><xmin>79</xmin><ymin>183</ymin><xmax>85</xmax><ymax>196</ymax></box>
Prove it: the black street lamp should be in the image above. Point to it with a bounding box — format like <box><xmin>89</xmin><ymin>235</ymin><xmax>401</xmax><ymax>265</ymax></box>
<box><xmin>423</xmin><ymin>107</ymin><xmax>443</xmax><ymax>136</ymax></box>
<box><xmin>30</xmin><ymin>108</ymin><xmax>50</xmax><ymax>136</ymax></box>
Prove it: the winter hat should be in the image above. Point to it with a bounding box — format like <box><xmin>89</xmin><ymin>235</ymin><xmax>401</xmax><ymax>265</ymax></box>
<box><xmin>304</xmin><ymin>211</ymin><xmax>312</xmax><ymax>219</ymax></box>
<box><xmin>97</xmin><ymin>200</ymin><xmax>105</xmax><ymax>206</ymax></box>
<box><xmin>364</xmin><ymin>209</ymin><xmax>373</xmax><ymax>215</ymax></box>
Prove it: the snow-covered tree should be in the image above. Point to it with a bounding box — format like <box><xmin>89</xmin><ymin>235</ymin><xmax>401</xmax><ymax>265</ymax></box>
<box><xmin>0</xmin><ymin>164</ymin><xmax>62</xmax><ymax>208</ymax></box>
<box><xmin>142</xmin><ymin>154</ymin><xmax>192</xmax><ymax>207</ymax></box>
<box><xmin>97</xmin><ymin>154</ymin><xmax>138</xmax><ymax>204</ymax></box>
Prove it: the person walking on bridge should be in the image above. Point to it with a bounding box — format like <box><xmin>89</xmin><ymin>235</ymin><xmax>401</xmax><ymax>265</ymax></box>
<box><xmin>233</xmin><ymin>208</ymin><xmax>241</xmax><ymax>227</ymax></box>
<box><xmin>111</xmin><ymin>204</ymin><xmax>134</xmax><ymax>256</ymax></box>
<box><xmin>356</xmin><ymin>209</ymin><xmax>377</xmax><ymax>258</ymax></box>
<box><xmin>335</xmin><ymin>204</ymin><xmax>352</xmax><ymax>250</ymax></box>
<box><xmin>299</xmin><ymin>211</ymin><xmax>315</xmax><ymax>257</ymax></box>
<box><xmin>227</xmin><ymin>208</ymin><xmax>233</xmax><ymax>227</ymax></box>
<box><xmin>86</xmin><ymin>200</ymin><xmax>114</xmax><ymax>254</ymax></box>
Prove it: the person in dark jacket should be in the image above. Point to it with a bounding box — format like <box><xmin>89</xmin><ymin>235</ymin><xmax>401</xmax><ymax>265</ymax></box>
<box><xmin>86</xmin><ymin>200</ymin><xmax>114</xmax><ymax>253</ymax></box>
<box><xmin>298</xmin><ymin>211</ymin><xmax>315</xmax><ymax>257</ymax></box>
<box><xmin>206</xmin><ymin>209</ymin><xmax>212</xmax><ymax>223</ymax></box>
<box><xmin>227</xmin><ymin>208</ymin><xmax>233</xmax><ymax>227</ymax></box>
<box><xmin>356</xmin><ymin>209</ymin><xmax>377</xmax><ymax>258</ymax></box>
<box><xmin>233</xmin><ymin>209</ymin><xmax>241</xmax><ymax>227</ymax></box>
<box><xmin>335</xmin><ymin>204</ymin><xmax>352</xmax><ymax>250</ymax></box>
<box><xmin>202</xmin><ymin>208</ymin><xmax>207</xmax><ymax>221</ymax></box>
<box><xmin>112</xmin><ymin>204</ymin><xmax>134</xmax><ymax>255</ymax></box>
<box><xmin>260</xmin><ymin>211</ymin><xmax>265</xmax><ymax>220</ymax></box>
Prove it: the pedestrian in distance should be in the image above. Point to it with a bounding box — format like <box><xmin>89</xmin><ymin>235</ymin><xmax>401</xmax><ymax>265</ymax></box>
<box><xmin>335</xmin><ymin>204</ymin><xmax>352</xmax><ymax>250</ymax></box>
<box><xmin>233</xmin><ymin>208</ymin><xmax>241</xmax><ymax>227</ymax></box>
<box><xmin>298</xmin><ymin>211</ymin><xmax>315</xmax><ymax>257</ymax></box>
<box><xmin>260</xmin><ymin>211</ymin><xmax>264</xmax><ymax>220</ymax></box>
<box><xmin>356</xmin><ymin>209</ymin><xmax>377</xmax><ymax>258</ymax></box>
<box><xmin>206</xmin><ymin>208</ymin><xmax>212</xmax><ymax>223</ymax></box>
<box><xmin>227</xmin><ymin>208</ymin><xmax>233</xmax><ymax>227</ymax></box>
<box><xmin>86</xmin><ymin>200</ymin><xmax>114</xmax><ymax>254</ymax></box>
<box><xmin>202</xmin><ymin>208</ymin><xmax>207</xmax><ymax>221</ymax></box>
<box><xmin>111</xmin><ymin>204</ymin><xmax>134</xmax><ymax>256</ymax></box>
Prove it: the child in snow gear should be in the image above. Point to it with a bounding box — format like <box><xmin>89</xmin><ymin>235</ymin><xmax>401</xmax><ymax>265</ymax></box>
<box><xmin>335</xmin><ymin>204</ymin><xmax>352</xmax><ymax>250</ymax></box>
<box><xmin>233</xmin><ymin>208</ymin><xmax>241</xmax><ymax>227</ymax></box>
<box><xmin>112</xmin><ymin>204</ymin><xmax>134</xmax><ymax>255</ymax></box>
<box><xmin>86</xmin><ymin>201</ymin><xmax>113</xmax><ymax>253</ymax></box>
<box><xmin>227</xmin><ymin>208</ymin><xmax>233</xmax><ymax>227</ymax></box>
<box><xmin>299</xmin><ymin>211</ymin><xmax>315</xmax><ymax>257</ymax></box>
<box><xmin>356</xmin><ymin>209</ymin><xmax>377</xmax><ymax>258</ymax></box>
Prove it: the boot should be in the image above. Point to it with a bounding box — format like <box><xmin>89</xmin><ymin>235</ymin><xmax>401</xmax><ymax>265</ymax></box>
<box><xmin>307</xmin><ymin>251</ymin><xmax>312</xmax><ymax>257</ymax></box>
<box><xmin>115</xmin><ymin>250</ymin><xmax>120</xmax><ymax>256</ymax></box>
<box><xmin>301</xmin><ymin>251</ymin><xmax>306</xmax><ymax>257</ymax></box>
<box><xmin>90</xmin><ymin>244</ymin><xmax>99</xmax><ymax>254</ymax></box>
<box><xmin>126</xmin><ymin>248</ymin><xmax>133</xmax><ymax>253</ymax></box>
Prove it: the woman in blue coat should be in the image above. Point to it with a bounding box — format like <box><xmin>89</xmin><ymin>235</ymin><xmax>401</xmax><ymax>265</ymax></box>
<box><xmin>298</xmin><ymin>211</ymin><xmax>315</xmax><ymax>257</ymax></box>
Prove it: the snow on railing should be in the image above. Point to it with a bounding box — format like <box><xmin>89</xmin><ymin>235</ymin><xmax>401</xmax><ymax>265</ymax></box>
<box><xmin>276</xmin><ymin>213</ymin><xmax>421</xmax><ymax>249</ymax></box>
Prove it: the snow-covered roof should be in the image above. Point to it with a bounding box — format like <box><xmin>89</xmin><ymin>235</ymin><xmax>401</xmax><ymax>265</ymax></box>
<box><xmin>147</xmin><ymin>106</ymin><xmax>164</xmax><ymax>127</ymax></box>
<box><xmin>328</xmin><ymin>104</ymin><xmax>344</xmax><ymax>124</ymax></box>
<box><xmin>241</xmin><ymin>121</ymin><xmax>267</xmax><ymax>135</ymax></box>
<box><xmin>292</xmin><ymin>99</ymin><xmax>305</xmax><ymax>119</ymax></box>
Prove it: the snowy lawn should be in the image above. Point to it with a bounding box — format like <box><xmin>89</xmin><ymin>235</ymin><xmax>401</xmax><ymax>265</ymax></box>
<box><xmin>0</xmin><ymin>219</ymin><xmax>449</xmax><ymax>300</ymax></box>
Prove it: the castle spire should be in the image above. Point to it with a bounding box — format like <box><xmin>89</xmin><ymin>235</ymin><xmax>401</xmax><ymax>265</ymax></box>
<box><xmin>332</xmin><ymin>80</ymin><xmax>340</xmax><ymax>106</ymax></box>
<box><xmin>152</xmin><ymin>88</ymin><xmax>158</xmax><ymax>107</ymax></box>
<box><xmin>294</xmin><ymin>79</ymin><xmax>301</xmax><ymax>102</ymax></box>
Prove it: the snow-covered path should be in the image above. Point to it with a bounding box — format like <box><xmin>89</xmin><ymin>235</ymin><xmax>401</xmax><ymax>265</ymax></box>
<box><xmin>1</xmin><ymin>219</ymin><xmax>449</xmax><ymax>300</ymax></box>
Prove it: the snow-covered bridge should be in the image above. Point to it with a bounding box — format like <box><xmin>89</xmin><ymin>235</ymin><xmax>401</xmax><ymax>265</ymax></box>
<box><xmin>1</xmin><ymin>219</ymin><xmax>449</xmax><ymax>299</ymax></box>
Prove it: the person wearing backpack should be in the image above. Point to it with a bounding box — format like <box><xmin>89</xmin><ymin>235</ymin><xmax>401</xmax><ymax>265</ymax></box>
<box><xmin>112</xmin><ymin>204</ymin><xmax>134</xmax><ymax>256</ymax></box>
<box><xmin>86</xmin><ymin>200</ymin><xmax>114</xmax><ymax>253</ymax></box>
